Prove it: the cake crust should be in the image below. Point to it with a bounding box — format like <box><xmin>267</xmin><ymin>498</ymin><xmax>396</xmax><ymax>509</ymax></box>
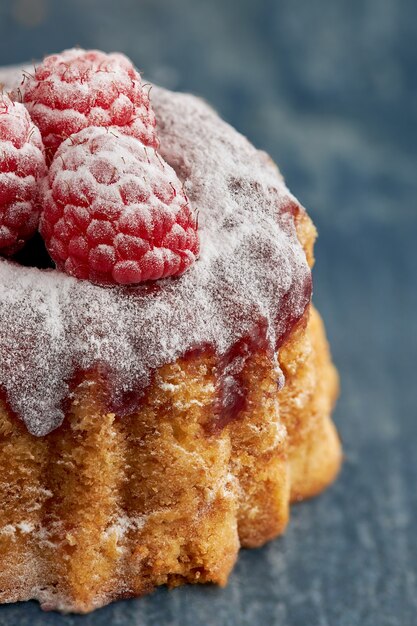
<box><xmin>0</xmin><ymin>303</ymin><xmax>340</xmax><ymax>612</ymax></box>
<box><xmin>0</xmin><ymin>212</ymin><xmax>341</xmax><ymax>613</ymax></box>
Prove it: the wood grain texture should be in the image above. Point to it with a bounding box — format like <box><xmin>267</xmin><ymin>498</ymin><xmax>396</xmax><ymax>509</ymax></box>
<box><xmin>0</xmin><ymin>0</ymin><xmax>416</xmax><ymax>623</ymax></box>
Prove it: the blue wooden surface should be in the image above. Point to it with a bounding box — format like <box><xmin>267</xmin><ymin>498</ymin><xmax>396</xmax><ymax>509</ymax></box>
<box><xmin>1</xmin><ymin>0</ymin><xmax>416</xmax><ymax>624</ymax></box>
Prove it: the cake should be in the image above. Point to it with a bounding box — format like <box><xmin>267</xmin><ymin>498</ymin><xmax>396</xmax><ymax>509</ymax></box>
<box><xmin>0</xmin><ymin>53</ymin><xmax>341</xmax><ymax>613</ymax></box>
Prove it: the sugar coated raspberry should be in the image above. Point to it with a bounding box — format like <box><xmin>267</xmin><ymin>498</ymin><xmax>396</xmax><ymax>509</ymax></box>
<box><xmin>20</xmin><ymin>48</ymin><xmax>158</xmax><ymax>163</ymax></box>
<box><xmin>0</xmin><ymin>94</ymin><xmax>47</xmax><ymax>256</ymax></box>
<box><xmin>40</xmin><ymin>126</ymin><xmax>199</xmax><ymax>285</ymax></box>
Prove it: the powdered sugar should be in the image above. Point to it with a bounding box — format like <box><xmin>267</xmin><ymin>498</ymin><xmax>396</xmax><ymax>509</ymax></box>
<box><xmin>0</xmin><ymin>71</ymin><xmax>311</xmax><ymax>436</ymax></box>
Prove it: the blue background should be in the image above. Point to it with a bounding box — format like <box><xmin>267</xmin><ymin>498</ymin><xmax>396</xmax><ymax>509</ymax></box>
<box><xmin>1</xmin><ymin>0</ymin><xmax>416</xmax><ymax>624</ymax></box>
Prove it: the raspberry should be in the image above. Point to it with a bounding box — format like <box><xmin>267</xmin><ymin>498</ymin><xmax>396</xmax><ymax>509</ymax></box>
<box><xmin>40</xmin><ymin>126</ymin><xmax>199</xmax><ymax>285</ymax></box>
<box><xmin>19</xmin><ymin>48</ymin><xmax>157</xmax><ymax>163</ymax></box>
<box><xmin>0</xmin><ymin>94</ymin><xmax>47</xmax><ymax>256</ymax></box>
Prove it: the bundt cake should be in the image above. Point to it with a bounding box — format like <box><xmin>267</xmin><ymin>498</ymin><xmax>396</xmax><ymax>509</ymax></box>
<box><xmin>0</xmin><ymin>54</ymin><xmax>341</xmax><ymax>613</ymax></box>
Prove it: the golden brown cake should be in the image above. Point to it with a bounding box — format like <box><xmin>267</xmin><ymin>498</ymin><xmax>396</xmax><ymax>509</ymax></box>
<box><xmin>0</xmin><ymin>62</ymin><xmax>341</xmax><ymax>613</ymax></box>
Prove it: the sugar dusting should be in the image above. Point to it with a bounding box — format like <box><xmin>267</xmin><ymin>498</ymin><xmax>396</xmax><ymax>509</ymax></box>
<box><xmin>0</xmin><ymin>68</ymin><xmax>311</xmax><ymax>436</ymax></box>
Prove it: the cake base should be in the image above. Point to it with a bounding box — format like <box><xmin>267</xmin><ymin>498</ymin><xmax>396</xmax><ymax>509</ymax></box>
<box><xmin>0</xmin><ymin>303</ymin><xmax>340</xmax><ymax>613</ymax></box>
<box><xmin>0</xmin><ymin>61</ymin><xmax>341</xmax><ymax>613</ymax></box>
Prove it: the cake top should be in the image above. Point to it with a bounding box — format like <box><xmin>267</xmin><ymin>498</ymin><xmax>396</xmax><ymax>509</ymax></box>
<box><xmin>0</xmin><ymin>62</ymin><xmax>311</xmax><ymax>436</ymax></box>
